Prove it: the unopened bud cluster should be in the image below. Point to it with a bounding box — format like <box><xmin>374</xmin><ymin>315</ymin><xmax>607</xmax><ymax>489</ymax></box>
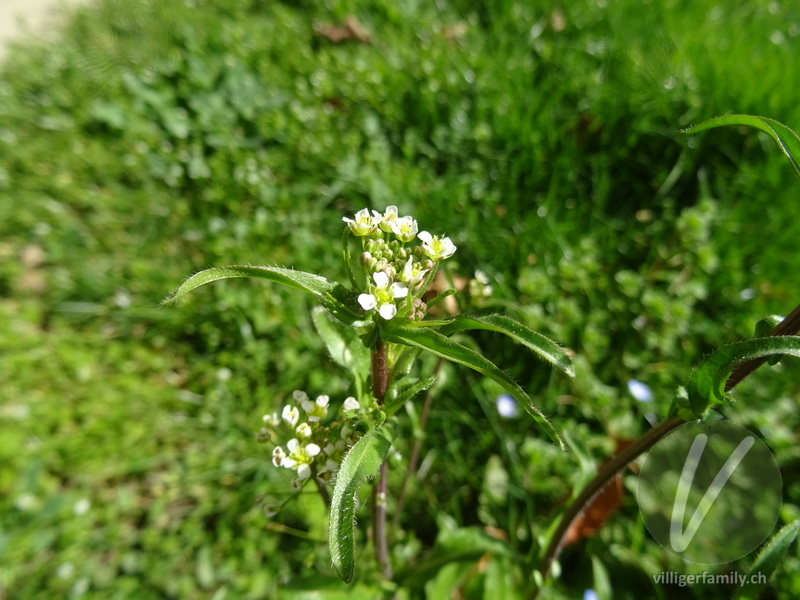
<box><xmin>258</xmin><ymin>390</ymin><xmax>363</xmax><ymax>489</ymax></box>
<box><xmin>343</xmin><ymin>206</ymin><xmax>457</xmax><ymax>321</ymax></box>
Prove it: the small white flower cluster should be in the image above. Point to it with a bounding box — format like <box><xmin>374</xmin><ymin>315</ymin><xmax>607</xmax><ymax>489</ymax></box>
<box><xmin>468</xmin><ymin>269</ymin><xmax>493</xmax><ymax>301</ymax></box>
<box><xmin>258</xmin><ymin>390</ymin><xmax>363</xmax><ymax>489</ymax></box>
<box><xmin>342</xmin><ymin>206</ymin><xmax>457</xmax><ymax>321</ymax></box>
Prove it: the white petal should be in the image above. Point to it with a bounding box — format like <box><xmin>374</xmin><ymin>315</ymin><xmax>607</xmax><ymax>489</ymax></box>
<box><xmin>390</xmin><ymin>282</ymin><xmax>408</xmax><ymax>298</ymax></box>
<box><xmin>358</xmin><ymin>293</ymin><xmax>377</xmax><ymax>310</ymax></box>
<box><xmin>372</xmin><ymin>271</ymin><xmax>389</xmax><ymax>287</ymax></box>
<box><xmin>378</xmin><ymin>303</ymin><xmax>397</xmax><ymax>320</ymax></box>
<box><xmin>281</xmin><ymin>457</ymin><xmax>297</xmax><ymax>468</ymax></box>
<box><xmin>316</xmin><ymin>395</ymin><xmax>330</xmax><ymax>408</ymax></box>
<box><xmin>417</xmin><ymin>231</ymin><xmax>432</xmax><ymax>243</ymax></box>
<box><xmin>297</xmin><ymin>464</ymin><xmax>311</xmax><ymax>479</ymax></box>
<box><xmin>286</xmin><ymin>438</ymin><xmax>299</xmax><ymax>452</ymax></box>
<box><xmin>306</xmin><ymin>443</ymin><xmax>321</xmax><ymax>457</ymax></box>
<box><xmin>343</xmin><ymin>397</ymin><xmax>360</xmax><ymax>411</ymax></box>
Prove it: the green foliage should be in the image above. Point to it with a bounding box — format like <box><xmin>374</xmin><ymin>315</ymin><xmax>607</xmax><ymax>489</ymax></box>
<box><xmin>2</xmin><ymin>0</ymin><xmax>800</xmax><ymax>597</ymax></box>
<box><xmin>328</xmin><ymin>429</ymin><xmax>391</xmax><ymax>583</ymax></box>
<box><xmin>684</xmin><ymin>337</ymin><xmax>800</xmax><ymax>417</ymax></box>
<box><xmin>733</xmin><ymin>520</ymin><xmax>800</xmax><ymax>600</ymax></box>
<box><xmin>684</xmin><ymin>115</ymin><xmax>800</xmax><ymax>180</ymax></box>
<box><xmin>385</xmin><ymin>326</ymin><xmax>564</xmax><ymax>449</ymax></box>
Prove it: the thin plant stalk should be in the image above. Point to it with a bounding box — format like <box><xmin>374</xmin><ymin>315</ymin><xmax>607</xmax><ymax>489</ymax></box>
<box><xmin>371</xmin><ymin>336</ymin><xmax>393</xmax><ymax>580</ymax></box>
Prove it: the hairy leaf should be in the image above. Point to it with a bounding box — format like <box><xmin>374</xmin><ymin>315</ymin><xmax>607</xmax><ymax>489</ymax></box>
<box><xmin>329</xmin><ymin>429</ymin><xmax>392</xmax><ymax>583</ymax></box>
<box><xmin>438</xmin><ymin>314</ymin><xmax>574</xmax><ymax>377</ymax></box>
<box><xmin>311</xmin><ymin>307</ymin><xmax>370</xmax><ymax>396</ymax></box>
<box><xmin>687</xmin><ymin>336</ymin><xmax>800</xmax><ymax>416</ymax></box>
<box><xmin>683</xmin><ymin>114</ymin><xmax>800</xmax><ymax>180</ymax></box>
<box><xmin>732</xmin><ymin>520</ymin><xmax>800</xmax><ymax>600</ymax></box>
<box><xmin>162</xmin><ymin>265</ymin><xmax>367</xmax><ymax>326</ymax></box>
<box><xmin>385</xmin><ymin>326</ymin><xmax>564</xmax><ymax>449</ymax></box>
<box><xmin>385</xmin><ymin>376</ymin><xmax>435</xmax><ymax>416</ymax></box>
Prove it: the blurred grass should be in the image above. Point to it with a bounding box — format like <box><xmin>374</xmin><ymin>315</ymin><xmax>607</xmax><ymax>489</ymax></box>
<box><xmin>1</xmin><ymin>0</ymin><xmax>800</xmax><ymax>597</ymax></box>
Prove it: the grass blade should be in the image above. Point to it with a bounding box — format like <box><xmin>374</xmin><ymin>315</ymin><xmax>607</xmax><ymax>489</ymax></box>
<box><xmin>683</xmin><ymin>115</ymin><xmax>800</xmax><ymax>180</ymax></box>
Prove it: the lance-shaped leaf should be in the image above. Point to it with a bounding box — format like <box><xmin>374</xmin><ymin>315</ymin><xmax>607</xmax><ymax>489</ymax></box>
<box><xmin>732</xmin><ymin>520</ymin><xmax>800</xmax><ymax>600</ymax></box>
<box><xmin>385</xmin><ymin>376</ymin><xmax>436</xmax><ymax>416</ymax></box>
<box><xmin>329</xmin><ymin>428</ymin><xmax>392</xmax><ymax>583</ymax></box>
<box><xmin>162</xmin><ymin>265</ymin><xmax>368</xmax><ymax>326</ymax></box>
<box><xmin>385</xmin><ymin>326</ymin><xmax>564</xmax><ymax>449</ymax></box>
<box><xmin>687</xmin><ymin>336</ymin><xmax>800</xmax><ymax>417</ymax></box>
<box><xmin>437</xmin><ymin>314</ymin><xmax>574</xmax><ymax>377</ymax></box>
<box><xmin>311</xmin><ymin>307</ymin><xmax>370</xmax><ymax>397</ymax></box>
<box><xmin>683</xmin><ymin>114</ymin><xmax>800</xmax><ymax>180</ymax></box>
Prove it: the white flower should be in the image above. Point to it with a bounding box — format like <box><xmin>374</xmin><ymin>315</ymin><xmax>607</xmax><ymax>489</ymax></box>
<box><xmin>296</xmin><ymin>422</ymin><xmax>312</xmax><ymax>438</ymax></box>
<box><xmin>272</xmin><ymin>446</ymin><xmax>286</xmax><ymax>467</ymax></box>
<box><xmin>262</xmin><ymin>412</ymin><xmax>280</xmax><ymax>427</ymax></box>
<box><xmin>391</xmin><ymin>216</ymin><xmax>419</xmax><ymax>242</ymax></box>
<box><xmin>281</xmin><ymin>438</ymin><xmax>321</xmax><ymax>476</ymax></box>
<box><xmin>400</xmin><ymin>257</ymin><xmax>429</xmax><ymax>287</ymax></box>
<box><xmin>343</xmin><ymin>396</ymin><xmax>360</xmax><ymax>411</ymax></box>
<box><xmin>417</xmin><ymin>231</ymin><xmax>457</xmax><ymax>261</ymax></box>
<box><xmin>342</xmin><ymin>208</ymin><xmax>378</xmax><ymax>236</ymax></box>
<box><xmin>375</xmin><ymin>205</ymin><xmax>399</xmax><ymax>233</ymax></box>
<box><xmin>281</xmin><ymin>404</ymin><xmax>299</xmax><ymax>427</ymax></box>
<box><xmin>357</xmin><ymin>271</ymin><xmax>409</xmax><ymax>320</ymax></box>
<box><xmin>301</xmin><ymin>395</ymin><xmax>329</xmax><ymax>422</ymax></box>
<box><xmin>292</xmin><ymin>390</ymin><xmax>309</xmax><ymax>403</ymax></box>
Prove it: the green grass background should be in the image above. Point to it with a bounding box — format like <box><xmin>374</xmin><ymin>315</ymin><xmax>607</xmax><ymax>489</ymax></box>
<box><xmin>2</xmin><ymin>0</ymin><xmax>800</xmax><ymax>597</ymax></box>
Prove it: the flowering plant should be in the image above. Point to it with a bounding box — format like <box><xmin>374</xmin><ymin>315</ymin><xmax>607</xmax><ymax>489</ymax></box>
<box><xmin>164</xmin><ymin>206</ymin><xmax>574</xmax><ymax>582</ymax></box>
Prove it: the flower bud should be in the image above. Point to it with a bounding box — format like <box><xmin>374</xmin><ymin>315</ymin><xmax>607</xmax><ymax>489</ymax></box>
<box><xmin>360</xmin><ymin>251</ymin><xmax>375</xmax><ymax>269</ymax></box>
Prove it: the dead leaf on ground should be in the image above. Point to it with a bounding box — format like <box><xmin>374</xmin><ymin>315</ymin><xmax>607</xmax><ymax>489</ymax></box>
<box><xmin>314</xmin><ymin>16</ymin><xmax>371</xmax><ymax>44</ymax></box>
<box><xmin>564</xmin><ymin>438</ymin><xmax>633</xmax><ymax>546</ymax></box>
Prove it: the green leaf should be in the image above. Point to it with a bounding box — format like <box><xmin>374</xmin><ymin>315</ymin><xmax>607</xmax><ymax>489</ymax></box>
<box><xmin>385</xmin><ymin>376</ymin><xmax>435</xmax><ymax>416</ymax></box>
<box><xmin>162</xmin><ymin>265</ymin><xmax>368</xmax><ymax>326</ymax></box>
<box><xmin>732</xmin><ymin>520</ymin><xmax>800</xmax><ymax>600</ymax></box>
<box><xmin>385</xmin><ymin>326</ymin><xmax>564</xmax><ymax>450</ymax></box>
<box><xmin>390</xmin><ymin>346</ymin><xmax>421</xmax><ymax>381</ymax></box>
<box><xmin>311</xmin><ymin>307</ymin><xmax>370</xmax><ymax>397</ymax></box>
<box><xmin>683</xmin><ymin>114</ymin><xmax>800</xmax><ymax>180</ymax></box>
<box><xmin>329</xmin><ymin>429</ymin><xmax>392</xmax><ymax>583</ymax></box>
<box><xmin>687</xmin><ymin>336</ymin><xmax>800</xmax><ymax>416</ymax></box>
<box><xmin>438</xmin><ymin>314</ymin><xmax>574</xmax><ymax>377</ymax></box>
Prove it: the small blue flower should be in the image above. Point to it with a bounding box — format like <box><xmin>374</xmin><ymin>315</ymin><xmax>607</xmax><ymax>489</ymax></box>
<box><xmin>496</xmin><ymin>394</ymin><xmax>518</xmax><ymax>418</ymax></box>
<box><xmin>627</xmin><ymin>379</ymin><xmax>653</xmax><ymax>403</ymax></box>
